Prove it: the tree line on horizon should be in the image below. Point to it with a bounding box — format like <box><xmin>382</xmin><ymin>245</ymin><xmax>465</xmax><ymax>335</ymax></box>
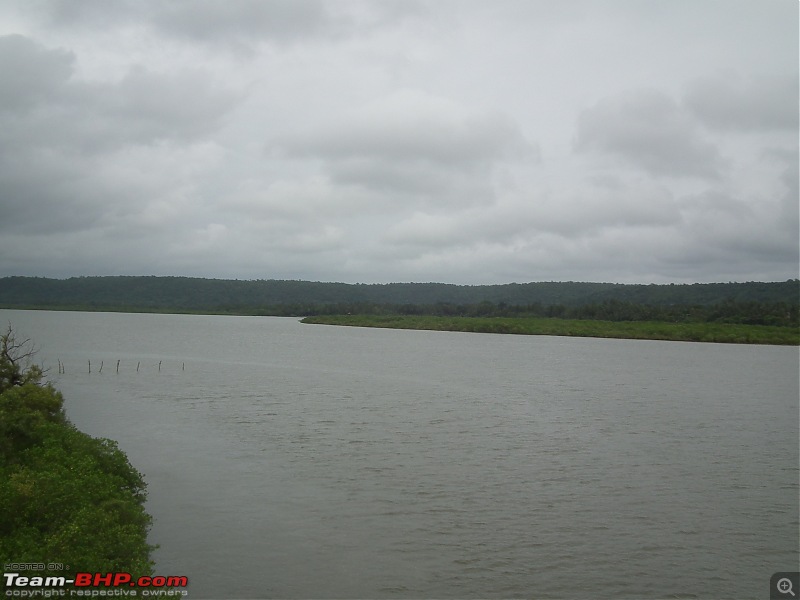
<box><xmin>0</xmin><ymin>276</ymin><xmax>797</xmax><ymax>327</ymax></box>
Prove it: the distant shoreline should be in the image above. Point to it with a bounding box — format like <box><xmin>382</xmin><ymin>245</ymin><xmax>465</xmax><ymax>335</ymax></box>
<box><xmin>1</xmin><ymin>304</ymin><xmax>796</xmax><ymax>345</ymax></box>
<box><xmin>300</xmin><ymin>314</ymin><xmax>800</xmax><ymax>346</ymax></box>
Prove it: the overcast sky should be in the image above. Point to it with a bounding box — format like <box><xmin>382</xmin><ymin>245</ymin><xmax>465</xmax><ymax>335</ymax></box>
<box><xmin>0</xmin><ymin>0</ymin><xmax>797</xmax><ymax>284</ymax></box>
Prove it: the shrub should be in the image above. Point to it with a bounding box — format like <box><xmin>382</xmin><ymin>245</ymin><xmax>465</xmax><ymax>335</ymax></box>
<box><xmin>0</xmin><ymin>326</ymin><xmax>154</xmax><ymax>582</ymax></box>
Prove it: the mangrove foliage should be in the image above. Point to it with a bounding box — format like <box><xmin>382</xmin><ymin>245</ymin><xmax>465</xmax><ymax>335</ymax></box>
<box><xmin>301</xmin><ymin>315</ymin><xmax>799</xmax><ymax>345</ymax></box>
<box><xmin>0</xmin><ymin>326</ymin><xmax>155</xmax><ymax>584</ymax></box>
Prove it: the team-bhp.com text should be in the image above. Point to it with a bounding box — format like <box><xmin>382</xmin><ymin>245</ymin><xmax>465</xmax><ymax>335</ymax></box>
<box><xmin>4</xmin><ymin>573</ymin><xmax>188</xmax><ymax>597</ymax></box>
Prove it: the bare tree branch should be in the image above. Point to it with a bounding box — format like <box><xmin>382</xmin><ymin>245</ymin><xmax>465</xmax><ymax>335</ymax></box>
<box><xmin>1</xmin><ymin>324</ymin><xmax>44</xmax><ymax>392</ymax></box>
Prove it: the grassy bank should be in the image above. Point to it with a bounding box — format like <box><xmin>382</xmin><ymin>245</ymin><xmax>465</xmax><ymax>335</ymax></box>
<box><xmin>301</xmin><ymin>314</ymin><xmax>800</xmax><ymax>345</ymax></box>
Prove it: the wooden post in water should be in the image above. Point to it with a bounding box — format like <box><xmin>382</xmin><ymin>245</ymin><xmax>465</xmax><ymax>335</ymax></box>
<box><xmin>158</xmin><ymin>360</ymin><xmax>162</xmax><ymax>372</ymax></box>
<box><xmin>116</xmin><ymin>360</ymin><xmax>120</xmax><ymax>373</ymax></box>
<box><xmin>182</xmin><ymin>362</ymin><xmax>185</xmax><ymax>371</ymax></box>
<box><xmin>137</xmin><ymin>361</ymin><xmax>140</xmax><ymax>373</ymax></box>
<box><xmin>88</xmin><ymin>360</ymin><xmax>91</xmax><ymax>373</ymax></box>
<box><xmin>99</xmin><ymin>360</ymin><xmax>103</xmax><ymax>373</ymax></box>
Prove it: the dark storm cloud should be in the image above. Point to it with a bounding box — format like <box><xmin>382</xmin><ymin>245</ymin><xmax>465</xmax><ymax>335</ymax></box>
<box><xmin>574</xmin><ymin>89</ymin><xmax>725</xmax><ymax>179</ymax></box>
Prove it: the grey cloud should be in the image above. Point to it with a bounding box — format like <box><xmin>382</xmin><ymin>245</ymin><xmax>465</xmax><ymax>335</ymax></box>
<box><xmin>105</xmin><ymin>67</ymin><xmax>239</xmax><ymax>143</ymax></box>
<box><xmin>30</xmin><ymin>0</ymin><xmax>380</xmax><ymax>47</ymax></box>
<box><xmin>6</xmin><ymin>40</ymin><xmax>237</xmax><ymax>151</ymax></box>
<box><xmin>0</xmin><ymin>154</ymin><xmax>104</xmax><ymax>235</ymax></box>
<box><xmin>684</xmin><ymin>74</ymin><xmax>799</xmax><ymax>132</ymax></box>
<box><xmin>151</xmin><ymin>0</ymin><xmax>342</xmax><ymax>44</ymax></box>
<box><xmin>0</xmin><ymin>1</ymin><xmax>795</xmax><ymax>284</ymax></box>
<box><xmin>753</xmin><ymin>148</ymin><xmax>799</xmax><ymax>252</ymax></box>
<box><xmin>0</xmin><ymin>34</ymin><xmax>74</xmax><ymax>111</ymax></box>
<box><xmin>777</xmin><ymin>159</ymin><xmax>799</xmax><ymax>246</ymax></box>
<box><xmin>329</xmin><ymin>159</ymin><xmax>465</xmax><ymax>196</ymax></box>
<box><xmin>0</xmin><ymin>36</ymin><xmax>239</xmax><ymax>153</ymax></box>
<box><xmin>0</xmin><ymin>146</ymin><xmax>150</xmax><ymax>236</ymax></box>
<box><xmin>384</xmin><ymin>176</ymin><xmax>681</xmax><ymax>252</ymax></box>
<box><xmin>280</xmin><ymin>108</ymin><xmax>534</xmax><ymax>167</ymax></box>
<box><xmin>676</xmin><ymin>186</ymin><xmax>798</xmax><ymax>273</ymax></box>
<box><xmin>574</xmin><ymin>89</ymin><xmax>723</xmax><ymax>179</ymax></box>
<box><xmin>0</xmin><ymin>35</ymin><xmax>235</xmax><ymax>238</ymax></box>
<box><xmin>275</xmin><ymin>92</ymin><xmax>537</xmax><ymax>202</ymax></box>
<box><xmin>29</xmin><ymin>0</ymin><xmax>144</xmax><ymax>28</ymax></box>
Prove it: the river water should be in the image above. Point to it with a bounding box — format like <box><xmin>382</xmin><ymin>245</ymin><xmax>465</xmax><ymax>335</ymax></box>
<box><xmin>3</xmin><ymin>310</ymin><xmax>798</xmax><ymax>599</ymax></box>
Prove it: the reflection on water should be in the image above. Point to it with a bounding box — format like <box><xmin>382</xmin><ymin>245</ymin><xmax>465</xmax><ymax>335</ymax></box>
<box><xmin>4</xmin><ymin>310</ymin><xmax>798</xmax><ymax>599</ymax></box>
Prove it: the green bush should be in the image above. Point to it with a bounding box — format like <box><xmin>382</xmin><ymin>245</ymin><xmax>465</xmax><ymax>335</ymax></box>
<box><xmin>0</xmin><ymin>326</ymin><xmax>154</xmax><ymax>582</ymax></box>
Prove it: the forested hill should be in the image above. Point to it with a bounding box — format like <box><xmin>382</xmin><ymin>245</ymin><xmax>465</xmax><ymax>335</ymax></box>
<box><xmin>0</xmin><ymin>276</ymin><xmax>797</xmax><ymax>314</ymax></box>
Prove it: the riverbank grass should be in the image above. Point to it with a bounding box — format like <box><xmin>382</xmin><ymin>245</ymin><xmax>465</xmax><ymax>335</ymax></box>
<box><xmin>301</xmin><ymin>314</ymin><xmax>799</xmax><ymax>345</ymax></box>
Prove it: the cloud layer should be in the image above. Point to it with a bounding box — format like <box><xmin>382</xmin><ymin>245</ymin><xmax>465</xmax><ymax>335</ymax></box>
<box><xmin>0</xmin><ymin>0</ymin><xmax>796</xmax><ymax>284</ymax></box>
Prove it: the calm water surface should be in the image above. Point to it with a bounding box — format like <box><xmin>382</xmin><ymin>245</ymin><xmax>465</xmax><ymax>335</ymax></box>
<box><xmin>3</xmin><ymin>310</ymin><xmax>798</xmax><ymax>599</ymax></box>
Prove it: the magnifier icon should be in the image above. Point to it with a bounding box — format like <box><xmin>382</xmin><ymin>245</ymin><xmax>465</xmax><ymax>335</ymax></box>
<box><xmin>777</xmin><ymin>578</ymin><xmax>796</xmax><ymax>597</ymax></box>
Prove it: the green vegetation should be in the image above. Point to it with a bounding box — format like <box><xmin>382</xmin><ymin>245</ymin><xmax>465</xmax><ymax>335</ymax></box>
<box><xmin>0</xmin><ymin>326</ymin><xmax>154</xmax><ymax>584</ymax></box>
<box><xmin>1</xmin><ymin>276</ymin><xmax>798</xmax><ymax>315</ymax></box>
<box><xmin>301</xmin><ymin>314</ymin><xmax>800</xmax><ymax>345</ymax></box>
<box><xmin>2</xmin><ymin>275</ymin><xmax>797</xmax><ymax>343</ymax></box>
